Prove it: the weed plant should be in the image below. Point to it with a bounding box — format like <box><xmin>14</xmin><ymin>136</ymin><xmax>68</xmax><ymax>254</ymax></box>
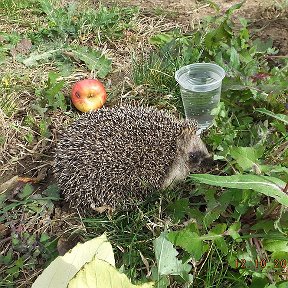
<box><xmin>129</xmin><ymin>2</ymin><xmax>288</xmax><ymax>287</ymax></box>
<box><xmin>0</xmin><ymin>1</ymin><xmax>287</xmax><ymax>288</ymax></box>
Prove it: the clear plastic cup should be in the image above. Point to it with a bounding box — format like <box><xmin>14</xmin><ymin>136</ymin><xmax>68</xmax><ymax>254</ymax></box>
<box><xmin>175</xmin><ymin>63</ymin><xmax>225</xmax><ymax>131</ymax></box>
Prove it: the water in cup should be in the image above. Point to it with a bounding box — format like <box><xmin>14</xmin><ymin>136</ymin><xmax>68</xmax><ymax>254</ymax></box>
<box><xmin>175</xmin><ymin>63</ymin><xmax>225</xmax><ymax>131</ymax></box>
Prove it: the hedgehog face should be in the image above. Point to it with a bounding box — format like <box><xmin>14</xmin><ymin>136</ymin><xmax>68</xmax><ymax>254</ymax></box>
<box><xmin>162</xmin><ymin>132</ymin><xmax>211</xmax><ymax>189</ymax></box>
<box><xmin>186</xmin><ymin>135</ymin><xmax>211</xmax><ymax>171</ymax></box>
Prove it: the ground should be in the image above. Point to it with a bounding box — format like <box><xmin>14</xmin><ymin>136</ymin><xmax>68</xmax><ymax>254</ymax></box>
<box><xmin>0</xmin><ymin>0</ymin><xmax>287</xmax><ymax>184</ymax></box>
<box><xmin>0</xmin><ymin>0</ymin><xmax>287</xmax><ymax>287</ymax></box>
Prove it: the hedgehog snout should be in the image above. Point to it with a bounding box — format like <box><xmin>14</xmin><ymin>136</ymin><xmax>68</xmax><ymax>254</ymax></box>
<box><xmin>199</xmin><ymin>155</ymin><xmax>214</xmax><ymax>168</ymax></box>
<box><xmin>188</xmin><ymin>151</ymin><xmax>212</xmax><ymax>170</ymax></box>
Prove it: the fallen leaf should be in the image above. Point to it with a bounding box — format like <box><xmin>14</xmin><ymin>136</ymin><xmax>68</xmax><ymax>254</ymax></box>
<box><xmin>32</xmin><ymin>233</ymin><xmax>115</xmax><ymax>288</ymax></box>
<box><xmin>68</xmin><ymin>256</ymin><xmax>154</xmax><ymax>288</ymax></box>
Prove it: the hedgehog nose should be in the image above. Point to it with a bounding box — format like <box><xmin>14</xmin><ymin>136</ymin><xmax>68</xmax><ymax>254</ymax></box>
<box><xmin>200</xmin><ymin>156</ymin><xmax>214</xmax><ymax>168</ymax></box>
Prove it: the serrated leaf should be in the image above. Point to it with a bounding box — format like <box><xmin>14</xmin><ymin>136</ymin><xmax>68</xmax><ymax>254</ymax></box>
<box><xmin>32</xmin><ymin>234</ymin><xmax>115</xmax><ymax>288</ymax></box>
<box><xmin>230</xmin><ymin>146</ymin><xmax>263</xmax><ymax>171</ymax></box>
<box><xmin>69</xmin><ymin>46</ymin><xmax>112</xmax><ymax>77</ymax></box>
<box><xmin>23</xmin><ymin>48</ymin><xmax>62</xmax><ymax>66</ymax></box>
<box><xmin>190</xmin><ymin>174</ymin><xmax>288</xmax><ymax>206</ymax></box>
<box><xmin>256</xmin><ymin>108</ymin><xmax>288</xmax><ymax>125</ymax></box>
<box><xmin>68</xmin><ymin>256</ymin><xmax>154</xmax><ymax>288</ymax></box>
<box><xmin>166</xmin><ymin>198</ymin><xmax>189</xmax><ymax>222</ymax></box>
<box><xmin>167</xmin><ymin>229</ymin><xmax>204</xmax><ymax>261</ymax></box>
<box><xmin>203</xmin><ymin>199</ymin><xmax>229</xmax><ymax>227</ymax></box>
<box><xmin>153</xmin><ymin>232</ymin><xmax>191</xmax><ymax>276</ymax></box>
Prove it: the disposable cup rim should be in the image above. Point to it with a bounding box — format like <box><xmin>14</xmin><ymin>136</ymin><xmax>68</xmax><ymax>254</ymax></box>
<box><xmin>175</xmin><ymin>63</ymin><xmax>225</xmax><ymax>91</ymax></box>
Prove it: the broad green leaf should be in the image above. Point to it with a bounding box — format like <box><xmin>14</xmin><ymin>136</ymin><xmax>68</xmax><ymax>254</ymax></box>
<box><xmin>253</xmin><ymin>38</ymin><xmax>273</xmax><ymax>53</ymax></box>
<box><xmin>167</xmin><ymin>229</ymin><xmax>204</xmax><ymax>261</ymax></box>
<box><xmin>250</xmin><ymin>277</ymin><xmax>269</xmax><ymax>288</ymax></box>
<box><xmin>256</xmin><ymin>108</ymin><xmax>288</xmax><ymax>125</ymax></box>
<box><xmin>68</xmin><ymin>256</ymin><xmax>154</xmax><ymax>288</ymax></box>
<box><xmin>153</xmin><ymin>232</ymin><xmax>191</xmax><ymax>276</ymax></box>
<box><xmin>150</xmin><ymin>267</ymin><xmax>169</xmax><ymax>288</ymax></box>
<box><xmin>149</xmin><ymin>33</ymin><xmax>174</xmax><ymax>46</ymax></box>
<box><xmin>190</xmin><ymin>174</ymin><xmax>288</xmax><ymax>206</ymax></box>
<box><xmin>230</xmin><ymin>146</ymin><xmax>263</xmax><ymax>171</ymax></box>
<box><xmin>43</xmin><ymin>184</ymin><xmax>61</xmax><ymax>199</ymax></box>
<box><xmin>166</xmin><ymin>198</ymin><xmax>189</xmax><ymax>222</ymax></box>
<box><xmin>69</xmin><ymin>46</ymin><xmax>112</xmax><ymax>78</ymax></box>
<box><xmin>263</xmin><ymin>239</ymin><xmax>288</xmax><ymax>253</ymax></box>
<box><xmin>251</xmin><ymin>220</ymin><xmax>274</xmax><ymax>233</ymax></box>
<box><xmin>277</xmin><ymin>283</ymin><xmax>288</xmax><ymax>288</ymax></box>
<box><xmin>32</xmin><ymin>234</ymin><xmax>115</xmax><ymax>288</ymax></box>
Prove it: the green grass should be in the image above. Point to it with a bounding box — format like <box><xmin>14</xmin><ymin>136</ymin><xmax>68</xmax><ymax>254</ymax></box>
<box><xmin>0</xmin><ymin>0</ymin><xmax>288</xmax><ymax>287</ymax></box>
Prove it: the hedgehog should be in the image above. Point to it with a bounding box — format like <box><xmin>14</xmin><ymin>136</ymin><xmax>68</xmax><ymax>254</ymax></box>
<box><xmin>54</xmin><ymin>105</ymin><xmax>210</xmax><ymax>211</ymax></box>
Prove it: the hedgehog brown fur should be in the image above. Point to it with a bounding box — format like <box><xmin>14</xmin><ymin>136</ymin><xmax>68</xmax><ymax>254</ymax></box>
<box><xmin>54</xmin><ymin>105</ymin><xmax>210</xmax><ymax>211</ymax></box>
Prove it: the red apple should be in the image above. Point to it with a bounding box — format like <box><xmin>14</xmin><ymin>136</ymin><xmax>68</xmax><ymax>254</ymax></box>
<box><xmin>71</xmin><ymin>79</ymin><xmax>107</xmax><ymax>112</ymax></box>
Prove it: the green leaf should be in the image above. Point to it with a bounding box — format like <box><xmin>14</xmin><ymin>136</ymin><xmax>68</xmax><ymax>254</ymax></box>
<box><xmin>208</xmin><ymin>224</ymin><xmax>228</xmax><ymax>255</ymax></box>
<box><xmin>230</xmin><ymin>146</ymin><xmax>263</xmax><ymax>171</ymax></box>
<box><xmin>68</xmin><ymin>256</ymin><xmax>154</xmax><ymax>288</ymax></box>
<box><xmin>166</xmin><ymin>198</ymin><xmax>189</xmax><ymax>222</ymax></box>
<box><xmin>227</xmin><ymin>222</ymin><xmax>241</xmax><ymax>240</ymax></box>
<box><xmin>203</xmin><ymin>203</ymin><xmax>228</xmax><ymax>227</ymax></box>
<box><xmin>251</xmin><ymin>220</ymin><xmax>274</xmax><ymax>233</ymax></box>
<box><xmin>153</xmin><ymin>232</ymin><xmax>191</xmax><ymax>277</ymax></box>
<box><xmin>190</xmin><ymin>174</ymin><xmax>288</xmax><ymax>206</ymax></box>
<box><xmin>23</xmin><ymin>48</ymin><xmax>62</xmax><ymax>66</ymax></box>
<box><xmin>230</xmin><ymin>47</ymin><xmax>240</xmax><ymax>70</ymax></box>
<box><xmin>277</xmin><ymin>283</ymin><xmax>288</xmax><ymax>288</ymax></box>
<box><xmin>263</xmin><ymin>239</ymin><xmax>288</xmax><ymax>253</ymax></box>
<box><xmin>19</xmin><ymin>184</ymin><xmax>34</xmax><ymax>199</ymax></box>
<box><xmin>43</xmin><ymin>184</ymin><xmax>61</xmax><ymax>200</ymax></box>
<box><xmin>149</xmin><ymin>33</ymin><xmax>174</xmax><ymax>46</ymax></box>
<box><xmin>32</xmin><ymin>234</ymin><xmax>115</xmax><ymax>288</ymax></box>
<box><xmin>167</xmin><ymin>229</ymin><xmax>204</xmax><ymax>261</ymax></box>
<box><xmin>256</xmin><ymin>108</ymin><xmax>288</xmax><ymax>125</ymax></box>
<box><xmin>250</xmin><ymin>277</ymin><xmax>269</xmax><ymax>288</ymax></box>
<box><xmin>253</xmin><ymin>38</ymin><xmax>273</xmax><ymax>53</ymax></box>
<box><xmin>68</xmin><ymin>46</ymin><xmax>112</xmax><ymax>78</ymax></box>
<box><xmin>150</xmin><ymin>267</ymin><xmax>169</xmax><ymax>288</ymax></box>
<box><xmin>225</xmin><ymin>1</ymin><xmax>244</xmax><ymax>16</ymax></box>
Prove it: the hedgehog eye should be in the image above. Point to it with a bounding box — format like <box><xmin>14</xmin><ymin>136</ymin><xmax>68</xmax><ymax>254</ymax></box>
<box><xmin>189</xmin><ymin>151</ymin><xmax>201</xmax><ymax>163</ymax></box>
